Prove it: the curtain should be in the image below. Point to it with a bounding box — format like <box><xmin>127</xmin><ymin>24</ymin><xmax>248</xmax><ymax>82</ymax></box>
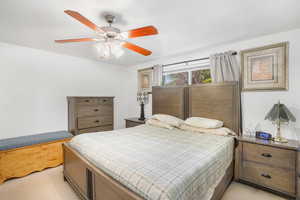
<box><xmin>152</xmin><ymin>64</ymin><xmax>163</xmax><ymax>86</ymax></box>
<box><xmin>210</xmin><ymin>51</ymin><xmax>242</xmax><ymax>134</ymax></box>
<box><xmin>210</xmin><ymin>51</ymin><xmax>240</xmax><ymax>83</ymax></box>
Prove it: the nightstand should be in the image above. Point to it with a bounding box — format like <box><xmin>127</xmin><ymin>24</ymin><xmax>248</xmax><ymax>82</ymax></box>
<box><xmin>125</xmin><ymin>118</ymin><xmax>146</xmax><ymax>128</ymax></box>
<box><xmin>235</xmin><ymin>135</ymin><xmax>299</xmax><ymax>199</ymax></box>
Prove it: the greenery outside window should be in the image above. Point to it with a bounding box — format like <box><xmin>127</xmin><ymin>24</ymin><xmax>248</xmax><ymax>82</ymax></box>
<box><xmin>192</xmin><ymin>69</ymin><xmax>212</xmax><ymax>84</ymax></box>
<box><xmin>162</xmin><ymin>72</ymin><xmax>188</xmax><ymax>86</ymax></box>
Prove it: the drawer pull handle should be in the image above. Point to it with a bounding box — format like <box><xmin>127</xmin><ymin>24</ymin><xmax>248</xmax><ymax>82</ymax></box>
<box><xmin>261</xmin><ymin>174</ymin><xmax>271</xmax><ymax>179</ymax></box>
<box><xmin>103</xmin><ymin>100</ymin><xmax>107</xmax><ymax>102</ymax></box>
<box><xmin>261</xmin><ymin>153</ymin><xmax>272</xmax><ymax>158</ymax></box>
<box><xmin>94</xmin><ymin>109</ymin><xmax>99</xmax><ymax>112</ymax></box>
<box><xmin>85</xmin><ymin>100</ymin><xmax>90</xmax><ymax>102</ymax></box>
<box><xmin>94</xmin><ymin>120</ymin><xmax>100</xmax><ymax>123</ymax></box>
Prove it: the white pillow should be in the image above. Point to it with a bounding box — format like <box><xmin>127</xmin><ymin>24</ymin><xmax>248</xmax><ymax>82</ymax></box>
<box><xmin>150</xmin><ymin>114</ymin><xmax>184</xmax><ymax>127</ymax></box>
<box><xmin>146</xmin><ymin>119</ymin><xmax>174</xmax><ymax>130</ymax></box>
<box><xmin>179</xmin><ymin>124</ymin><xmax>236</xmax><ymax>136</ymax></box>
<box><xmin>184</xmin><ymin>117</ymin><xmax>223</xmax><ymax>129</ymax></box>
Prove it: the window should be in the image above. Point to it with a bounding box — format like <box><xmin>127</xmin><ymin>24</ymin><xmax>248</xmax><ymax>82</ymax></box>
<box><xmin>192</xmin><ymin>69</ymin><xmax>212</xmax><ymax>84</ymax></box>
<box><xmin>163</xmin><ymin>72</ymin><xmax>188</xmax><ymax>86</ymax></box>
<box><xmin>162</xmin><ymin>59</ymin><xmax>211</xmax><ymax>86</ymax></box>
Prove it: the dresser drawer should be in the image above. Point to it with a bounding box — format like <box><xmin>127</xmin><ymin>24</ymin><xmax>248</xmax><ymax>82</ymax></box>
<box><xmin>77</xmin><ymin>116</ymin><xmax>113</xmax><ymax>129</ymax></box>
<box><xmin>298</xmin><ymin>151</ymin><xmax>300</xmax><ymax>173</ymax></box>
<box><xmin>75</xmin><ymin>98</ymin><xmax>98</xmax><ymax>106</ymax></box>
<box><xmin>98</xmin><ymin>98</ymin><xmax>113</xmax><ymax>105</ymax></box>
<box><xmin>298</xmin><ymin>178</ymin><xmax>300</xmax><ymax>199</ymax></box>
<box><xmin>77</xmin><ymin>105</ymin><xmax>113</xmax><ymax>118</ymax></box>
<box><xmin>243</xmin><ymin>142</ymin><xmax>296</xmax><ymax>169</ymax></box>
<box><xmin>78</xmin><ymin>125</ymin><xmax>113</xmax><ymax>134</ymax></box>
<box><xmin>241</xmin><ymin>161</ymin><xmax>295</xmax><ymax>195</ymax></box>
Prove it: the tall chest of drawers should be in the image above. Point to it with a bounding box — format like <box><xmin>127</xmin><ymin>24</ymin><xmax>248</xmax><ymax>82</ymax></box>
<box><xmin>235</xmin><ymin>136</ymin><xmax>299</xmax><ymax>199</ymax></box>
<box><xmin>67</xmin><ymin>97</ymin><xmax>114</xmax><ymax>135</ymax></box>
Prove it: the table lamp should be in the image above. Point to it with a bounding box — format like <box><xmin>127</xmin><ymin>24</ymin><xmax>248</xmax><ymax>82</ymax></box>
<box><xmin>137</xmin><ymin>91</ymin><xmax>149</xmax><ymax>121</ymax></box>
<box><xmin>264</xmin><ymin>101</ymin><xmax>296</xmax><ymax>143</ymax></box>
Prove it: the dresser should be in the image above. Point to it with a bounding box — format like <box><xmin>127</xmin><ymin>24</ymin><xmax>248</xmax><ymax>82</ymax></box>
<box><xmin>125</xmin><ymin>118</ymin><xmax>146</xmax><ymax>128</ymax></box>
<box><xmin>235</xmin><ymin>136</ymin><xmax>299</xmax><ymax>199</ymax></box>
<box><xmin>67</xmin><ymin>97</ymin><xmax>114</xmax><ymax>135</ymax></box>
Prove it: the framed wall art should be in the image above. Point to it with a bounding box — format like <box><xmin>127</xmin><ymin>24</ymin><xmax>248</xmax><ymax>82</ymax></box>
<box><xmin>138</xmin><ymin>67</ymin><xmax>153</xmax><ymax>93</ymax></box>
<box><xmin>241</xmin><ymin>42</ymin><xmax>289</xmax><ymax>91</ymax></box>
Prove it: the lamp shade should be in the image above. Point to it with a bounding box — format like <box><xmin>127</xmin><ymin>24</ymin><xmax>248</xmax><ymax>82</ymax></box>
<box><xmin>264</xmin><ymin>102</ymin><xmax>296</xmax><ymax>123</ymax></box>
<box><xmin>137</xmin><ymin>91</ymin><xmax>149</xmax><ymax>104</ymax></box>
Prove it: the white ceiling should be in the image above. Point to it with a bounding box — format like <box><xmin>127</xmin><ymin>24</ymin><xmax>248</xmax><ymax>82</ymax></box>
<box><xmin>1</xmin><ymin>0</ymin><xmax>300</xmax><ymax>66</ymax></box>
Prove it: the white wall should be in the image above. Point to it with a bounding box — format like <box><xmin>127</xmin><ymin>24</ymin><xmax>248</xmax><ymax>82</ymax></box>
<box><xmin>127</xmin><ymin>28</ymin><xmax>300</xmax><ymax>140</ymax></box>
<box><xmin>0</xmin><ymin>42</ymin><xmax>132</xmax><ymax>139</ymax></box>
<box><xmin>2</xmin><ymin>28</ymin><xmax>300</xmax><ymax>141</ymax></box>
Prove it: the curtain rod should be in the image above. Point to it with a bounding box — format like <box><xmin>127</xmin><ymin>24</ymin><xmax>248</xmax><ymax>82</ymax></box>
<box><xmin>162</xmin><ymin>51</ymin><xmax>237</xmax><ymax>67</ymax></box>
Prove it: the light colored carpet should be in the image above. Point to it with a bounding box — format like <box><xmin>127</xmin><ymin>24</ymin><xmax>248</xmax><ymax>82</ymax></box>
<box><xmin>0</xmin><ymin>166</ymin><xmax>286</xmax><ymax>200</ymax></box>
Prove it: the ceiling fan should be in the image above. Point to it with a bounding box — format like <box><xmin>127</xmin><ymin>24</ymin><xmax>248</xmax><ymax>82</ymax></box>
<box><xmin>55</xmin><ymin>10</ymin><xmax>158</xmax><ymax>58</ymax></box>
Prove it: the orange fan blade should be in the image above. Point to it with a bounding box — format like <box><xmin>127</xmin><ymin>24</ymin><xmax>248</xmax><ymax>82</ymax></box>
<box><xmin>55</xmin><ymin>38</ymin><xmax>96</xmax><ymax>43</ymax></box>
<box><xmin>64</xmin><ymin>10</ymin><xmax>103</xmax><ymax>32</ymax></box>
<box><xmin>126</xmin><ymin>26</ymin><xmax>158</xmax><ymax>38</ymax></box>
<box><xmin>122</xmin><ymin>42</ymin><xmax>152</xmax><ymax>56</ymax></box>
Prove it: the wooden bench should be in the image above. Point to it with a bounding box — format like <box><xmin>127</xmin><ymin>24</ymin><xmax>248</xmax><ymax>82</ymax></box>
<box><xmin>0</xmin><ymin>131</ymin><xmax>72</xmax><ymax>184</ymax></box>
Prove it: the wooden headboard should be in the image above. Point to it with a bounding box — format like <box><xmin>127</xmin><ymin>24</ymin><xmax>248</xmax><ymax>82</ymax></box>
<box><xmin>152</xmin><ymin>82</ymin><xmax>241</xmax><ymax>134</ymax></box>
<box><xmin>188</xmin><ymin>82</ymin><xmax>240</xmax><ymax>135</ymax></box>
<box><xmin>152</xmin><ymin>86</ymin><xmax>187</xmax><ymax>119</ymax></box>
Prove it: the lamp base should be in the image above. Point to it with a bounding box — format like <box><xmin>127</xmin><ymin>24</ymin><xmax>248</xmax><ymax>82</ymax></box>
<box><xmin>274</xmin><ymin>136</ymin><xmax>288</xmax><ymax>143</ymax></box>
<box><xmin>139</xmin><ymin>103</ymin><xmax>145</xmax><ymax>122</ymax></box>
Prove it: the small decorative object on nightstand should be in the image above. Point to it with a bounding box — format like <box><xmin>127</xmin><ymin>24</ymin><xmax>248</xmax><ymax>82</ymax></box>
<box><xmin>125</xmin><ymin>117</ymin><xmax>146</xmax><ymax>128</ymax></box>
<box><xmin>235</xmin><ymin>135</ymin><xmax>299</xmax><ymax>199</ymax></box>
<box><xmin>255</xmin><ymin>131</ymin><xmax>273</xmax><ymax>140</ymax></box>
<box><xmin>265</xmin><ymin>101</ymin><xmax>296</xmax><ymax>143</ymax></box>
<box><xmin>137</xmin><ymin>91</ymin><xmax>149</xmax><ymax>121</ymax></box>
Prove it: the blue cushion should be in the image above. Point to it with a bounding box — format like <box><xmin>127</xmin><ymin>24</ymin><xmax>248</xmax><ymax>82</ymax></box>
<box><xmin>0</xmin><ymin>131</ymin><xmax>72</xmax><ymax>151</ymax></box>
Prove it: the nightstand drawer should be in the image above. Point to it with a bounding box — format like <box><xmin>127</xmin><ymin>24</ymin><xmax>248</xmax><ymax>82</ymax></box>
<box><xmin>126</xmin><ymin>121</ymin><xmax>141</xmax><ymax>128</ymax></box>
<box><xmin>241</xmin><ymin>161</ymin><xmax>295</xmax><ymax>195</ymax></box>
<box><xmin>243</xmin><ymin>142</ymin><xmax>296</xmax><ymax>169</ymax></box>
<box><xmin>126</xmin><ymin>121</ymin><xmax>142</xmax><ymax>128</ymax></box>
<box><xmin>125</xmin><ymin>118</ymin><xmax>145</xmax><ymax>128</ymax></box>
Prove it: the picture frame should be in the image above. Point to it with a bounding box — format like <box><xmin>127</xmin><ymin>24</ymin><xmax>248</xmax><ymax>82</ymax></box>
<box><xmin>138</xmin><ymin>67</ymin><xmax>153</xmax><ymax>93</ymax></box>
<box><xmin>241</xmin><ymin>42</ymin><xmax>289</xmax><ymax>91</ymax></box>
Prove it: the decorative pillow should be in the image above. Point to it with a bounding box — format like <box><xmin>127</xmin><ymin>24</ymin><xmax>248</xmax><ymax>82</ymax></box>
<box><xmin>150</xmin><ymin>114</ymin><xmax>184</xmax><ymax>127</ymax></box>
<box><xmin>146</xmin><ymin>119</ymin><xmax>175</xmax><ymax>130</ymax></box>
<box><xmin>184</xmin><ymin>117</ymin><xmax>223</xmax><ymax>129</ymax></box>
<box><xmin>179</xmin><ymin>124</ymin><xmax>236</xmax><ymax>136</ymax></box>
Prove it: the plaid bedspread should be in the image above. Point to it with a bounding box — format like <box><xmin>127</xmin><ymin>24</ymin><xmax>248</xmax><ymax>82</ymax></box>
<box><xmin>69</xmin><ymin>125</ymin><xmax>234</xmax><ymax>200</ymax></box>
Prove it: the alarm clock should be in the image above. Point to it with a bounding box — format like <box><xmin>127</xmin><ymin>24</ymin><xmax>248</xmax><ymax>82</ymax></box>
<box><xmin>255</xmin><ymin>131</ymin><xmax>272</xmax><ymax>140</ymax></box>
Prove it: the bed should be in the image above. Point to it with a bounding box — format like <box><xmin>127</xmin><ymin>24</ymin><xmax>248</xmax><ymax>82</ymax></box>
<box><xmin>63</xmin><ymin>82</ymin><xmax>241</xmax><ymax>200</ymax></box>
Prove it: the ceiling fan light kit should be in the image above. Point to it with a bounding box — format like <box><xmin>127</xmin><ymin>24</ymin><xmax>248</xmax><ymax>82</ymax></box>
<box><xmin>94</xmin><ymin>40</ymin><xmax>124</xmax><ymax>59</ymax></box>
<box><xmin>55</xmin><ymin>10</ymin><xmax>158</xmax><ymax>59</ymax></box>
